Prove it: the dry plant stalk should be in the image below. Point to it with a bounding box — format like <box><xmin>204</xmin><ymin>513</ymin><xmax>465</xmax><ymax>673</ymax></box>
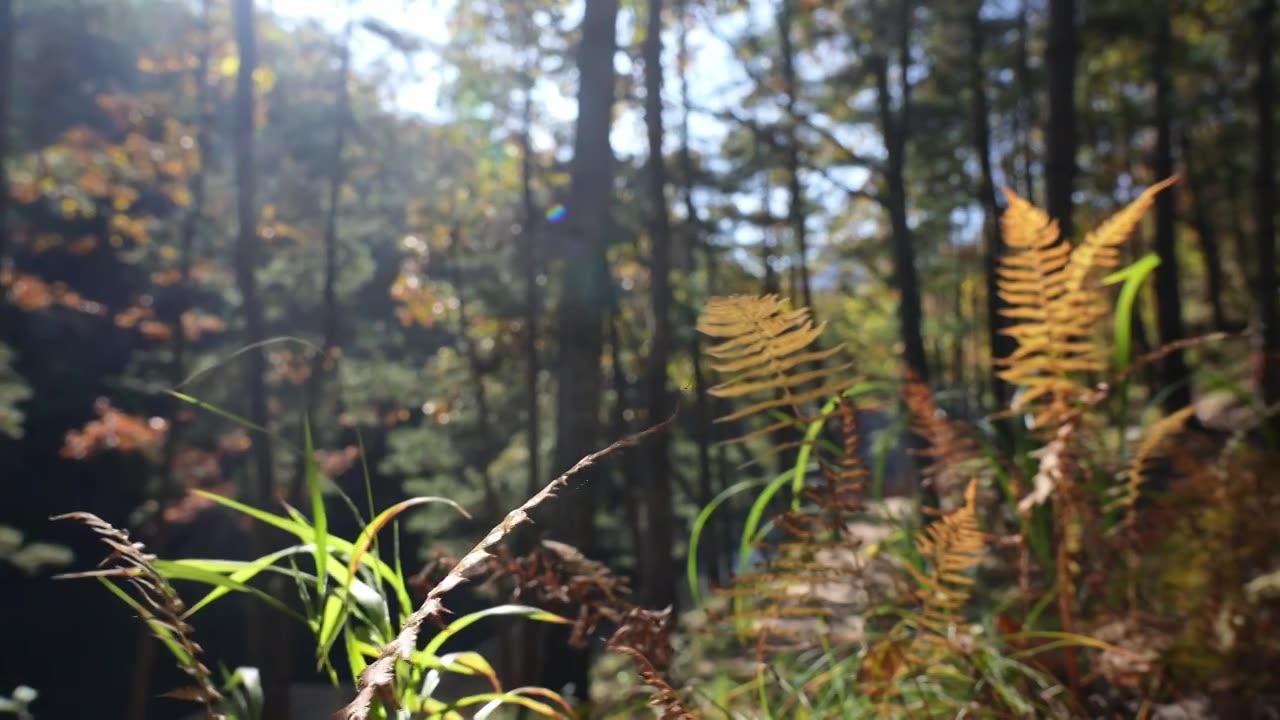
<box><xmin>53</xmin><ymin>512</ymin><xmax>222</xmax><ymax>719</ymax></box>
<box><xmin>338</xmin><ymin>413</ymin><xmax>676</xmax><ymax>720</ymax></box>
<box><xmin>901</xmin><ymin>368</ymin><xmax>981</xmax><ymax>500</ymax></box>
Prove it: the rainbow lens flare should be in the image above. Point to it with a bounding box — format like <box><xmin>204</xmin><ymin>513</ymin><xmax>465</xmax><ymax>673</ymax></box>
<box><xmin>546</xmin><ymin>204</ymin><xmax>567</xmax><ymax>223</ymax></box>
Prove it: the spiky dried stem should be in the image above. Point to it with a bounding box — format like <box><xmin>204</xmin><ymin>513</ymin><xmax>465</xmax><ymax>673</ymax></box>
<box><xmin>338</xmin><ymin>413</ymin><xmax>676</xmax><ymax>720</ymax></box>
<box><xmin>53</xmin><ymin>512</ymin><xmax>221</xmax><ymax>719</ymax></box>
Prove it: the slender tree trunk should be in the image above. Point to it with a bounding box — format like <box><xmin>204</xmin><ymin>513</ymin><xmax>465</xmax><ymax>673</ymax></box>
<box><xmin>610</xmin><ymin>316</ymin><xmax>645</xmax><ymax>571</ymax></box>
<box><xmin>232</xmin><ymin>1</ymin><xmax>289</xmax><ymax>714</ymax></box>
<box><xmin>1179</xmin><ymin>130</ymin><xmax>1230</xmax><ymax>331</ymax></box>
<box><xmin>447</xmin><ymin>226</ymin><xmax>502</xmax><ymax>521</ymax></box>
<box><xmin>1015</xmin><ymin>0</ymin><xmax>1037</xmax><ymax>203</ymax></box>
<box><xmin>640</xmin><ymin>0</ymin><xmax>675</xmax><ymax>611</ymax></box>
<box><xmin>0</xmin><ymin>0</ymin><xmax>12</xmax><ymax>303</ymax></box>
<box><xmin>503</xmin><ymin>5</ymin><xmax>544</xmax><ymax>693</ymax></box>
<box><xmin>519</xmin><ymin>20</ymin><xmax>541</xmax><ymax>502</ymax></box>
<box><xmin>1045</xmin><ymin>0</ymin><xmax>1078</xmax><ymax>240</ymax></box>
<box><xmin>777</xmin><ymin>0</ymin><xmax>810</xmax><ymax>311</ymax></box>
<box><xmin>293</xmin><ymin>20</ymin><xmax>351</xmax><ymax>503</ymax></box>
<box><xmin>875</xmin><ymin>0</ymin><xmax>929</xmax><ymax>384</ymax></box>
<box><xmin>967</xmin><ymin>2</ymin><xmax>1013</xmax><ymax>410</ymax></box>
<box><xmin>1254</xmin><ymin>0</ymin><xmax>1280</xmax><ymax>406</ymax></box>
<box><xmin>543</xmin><ymin>0</ymin><xmax>620</xmax><ymax>702</ymax></box>
<box><xmin>1151</xmin><ymin>8</ymin><xmax>1192</xmax><ymax>411</ymax></box>
<box><xmin>676</xmin><ymin>0</ymin><xmax>718</xmax><ymax>587</ymax></box>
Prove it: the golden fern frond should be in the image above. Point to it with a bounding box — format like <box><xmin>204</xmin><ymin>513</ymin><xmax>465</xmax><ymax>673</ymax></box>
<box><xmin>1107</xmin><ymin>405</ymin><xmax>1198</xmax><ymax>531</ymax></box>
<box><xmin>902</xmin><ymin>479</ymin><xmax>984</xmax><ymax>660</ymax></box>
<box><xmin>697</xmin><ymin>294</ymin><xmax>852</xmax><ymax>434</ymax></box>
<box><xmin>1063</xmin><ymin>176</ymin><xmax>1179</xmax><ymax>319</ymax></box>
<box><xmin>996</xmin><ymin>179</ymin><xmax>1176</xmax><ymax>430</ymax></box>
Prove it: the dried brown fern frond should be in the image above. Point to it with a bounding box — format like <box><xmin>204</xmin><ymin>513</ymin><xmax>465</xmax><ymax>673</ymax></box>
<box><xmin>1107</xmin><ymin>406</ymin><xmax>1198</xmax><ymax>532</ymax></box>
<box><xmin>697</xmin><ymin>294</ymin><xmax>853</xmax><ymax>444</ymax></box>
<box><xmin>815</xmin><ymin>398</ymin><xmax>869</xmax><ymax>521</ymax></box>
<box><xmin>338</xmin><ymin>414</ymin><xmax>674</xmax><ymax>720</ymax></box>
<box><xmin>53</xmin><ymin>512</ymin><xmax>221</xmax><ymax>719</ymax></box>
<box><xmin>902</xmin><ymin>368</ymin><xmax>981</xmax><ymax>500</ymax></box>
<box><xmin>996</xmin><ymin>178</ymin><xmax>1176</xmax><ymax>430</ymax></box>
<box><xmin>902</xmin><ymin>479</ymin><xmax>985</xmax><ymax>663</ymax></box>
<box><xmin>607</xmin><ymin>608</ymin><xmax>695</xmax><ymax>719</ymax></box>
<box><xmin>486</xmin><ymin>538</ymin><xmax>632</xmax><ymax>649</ymax></box>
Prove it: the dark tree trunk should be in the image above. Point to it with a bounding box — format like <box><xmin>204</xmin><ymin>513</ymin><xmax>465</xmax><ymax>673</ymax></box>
<box><xmin>1254</xmin><ymin>0</ymin><xmax>1280</xmax><ymax>406</ymax></box>
<box><xmin>519</xmin><ymin>18</ymin><xmax>541</xmax><ymax>502</ymax></box>
<box><xmin>640</xmin><ymin>0</ymin><xmax>676</xmax><ymax>612</ymax></box>
<box><xmin>1045</xmin><ymin>0</ymin><xmax>1078</xmax><ymax>240</ymax></box>
<box><xmin>503</xmin><ymin>5</ymin><xmax>545</xmax><ymax>693</ymax></box>
<box><xmin>967</xmin><ymin>2</ymin><xmax>1014</xmax><ymax>410</ymax></box>
<box><xmin>1015</xmin><ymin>0</ymin><xmax>1038</xmax><ymax>203</ymax></box>
<box><xmin>1179</xmin><ymin>130</ymin><xmax>1230</xmax><ymax>331</ymax></box>
<box><xmin>231</xmin><ymin>1</ymin><xmax>289</xmax><ymax>715</ymax></box>
<box><xmin>875</xmin><ymin>0</ymin><xmax>929</xmax><ymax>384</ymax></box>
<box><xmin>0</xmin><ymin>0</ymin><xmax>11</xmax><ymax>304</ymax></box>
<box><xmin>677</xmin><ymin>0</ymin><xmax>718</xmax><ymax>587</ymax></box>
<box><xmin>543</xmin><ymin>0</ymin><xmax>619</xmax><ymax>702</ymax></box>
<box><xmin>777</xmin><ymin>0</ymin><xmax>811</xmax><ymax>311</ymax></box>
<box><xmin>294</xmin><ymin>20</ymin><xmax>351</xmax><ymax>503</ymax></box>
<box><xmin>1150</xmin><ymin>7</ymin><xmax>1192</xmax><ymax>411</ymax></box>
<box><xmin>446</xmin><ymin>226</ymin><xmax>502</xmax><ymax>522</ymax></box>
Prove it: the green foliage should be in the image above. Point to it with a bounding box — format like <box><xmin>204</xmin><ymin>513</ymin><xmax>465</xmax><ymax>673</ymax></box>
<box><xmin>0</xmin><ymin>344</ymin><xmax>31</xmax><ymax>440</ymax></box>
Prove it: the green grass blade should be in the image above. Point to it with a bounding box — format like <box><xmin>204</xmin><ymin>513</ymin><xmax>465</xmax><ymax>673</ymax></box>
<box><xmin>193</xmin><ymin>489</ymin><xmax>404</xmax><ymax>593</ymax></box>
<box><xmin>303</xmin><ymin>417</ymin><xmax>329</xmax><ymax>599</ymax></box>
<box><xmin>1104</xmin><ymin>252</ymin><xmax>1161</xmax><ymax>372</ymax></box>
<box><xmin>153</xmin><ymin>559</ymin><xmax>304</xmax><ymax>622</ymax></box>
<box><xmin>687</xmin><ymin>477</ymin><xmax>766</xmax><ymax>605</ymax></box>
<box><xmin>344</xmin><ymin>496</ymin><xmax>468</xmax><ymax>615</ymax></box>
<box><xmin>789</xmin><ymin>381</ymin><xmax>888</xmax><ymax>502</ymax></box>
<box><xmin>97</xmin><ymin>577</ymin><xmax>191</xmax><ymax>665</ymax></box>
<box><xmin>419</xmin><ymin>605</ymin><xmax>570</xmax><ymax>660</ymax></box>
<box><xmin>175</xmin><ymin>546</ymin><xmax>317</xmax><ymax>617</ymax></box>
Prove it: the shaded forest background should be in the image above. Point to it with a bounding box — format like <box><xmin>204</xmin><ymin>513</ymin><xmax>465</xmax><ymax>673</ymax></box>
<box><xmin>0</xmin><ymin>0</ymin><xmax>1277</xmax><ymax>717</ymax></box>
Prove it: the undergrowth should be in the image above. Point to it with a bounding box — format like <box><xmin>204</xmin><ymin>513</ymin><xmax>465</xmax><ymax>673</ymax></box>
<box><xmin>55</xmin><ymin>178</ymin><xmax>1280</xmax><ymax>718</ymax></box>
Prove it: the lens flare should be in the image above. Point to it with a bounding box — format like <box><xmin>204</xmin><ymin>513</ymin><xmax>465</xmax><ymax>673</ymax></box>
<box><xmin>546</xmin><ymin>204</ymin><xmax>567</xmax><ymax>223</ymax></box>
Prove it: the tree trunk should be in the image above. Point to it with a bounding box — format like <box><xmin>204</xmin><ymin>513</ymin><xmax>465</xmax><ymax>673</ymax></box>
<box><xmin>875</xmin><ymin>0</ymin><xmax>929</xmax><ymax>384</ymax></box>
<box><xmin>1150</xmin><ymin>7</ymin><xmax>1192</xmax><ymax>411</ymax></box>
<box><xmin>294</xmin><ymin>20</ymin><xmax>351</xmax><ymax>503</ymax></box>
<box><xmin>676</xmin><ymin>0</ymin><xmax>718</xmax><ymax>587</ymax></box>
<box><xmin>231</xmin><ymin>1</ymin><xmax>289</xmax><ymax>715</ymax></box>
<box><xmin>0</xmin><ymin>0</ymin><xmax>12</xmax><ymax>300</ymax></box>
<box><xmin>502</xmin><ymin>5</ymin><xmax>544</xmax><ymax>693</ymax></box>
<box><xmin>519</xmin><ymin>16</ymin><xmax>541</xmax><ymax>502</ymax></box>
<box><xmin>1045</xmin><ymin>0</ymin><xmax>1078</xmax><ymax>240</ymax></box>
<box><xmin>777</xmin><ymin>0</ymin><xmax>811</xmax><ymax>311</ymax></box>
<box><xmin>1015</xmin><ymin>0</ymin><xmax>1037</xmax><ymax>203</ymax></box>
<box><xmin>640</xmin><ymin>0</ymin><xmax>676</xmax><ymax>612</ymax></box>
<box><xmin>967</xmin><ymin>2</ymin><xmax>1013</xmax><ymax>410</ymax></box>
<box><xmin>1179</xmin><ymin>129</ymin><xmax>1230</xmax><ymax>331</ymax></box>
<box><xmin>543</xmin><ymin>0</ymin><xmax>620</xmax><ymax>702</ymax></box>
<box><xmin>1254</xmin><ymin>0</ymin><xmax>1279</xmax><ymax>407</ymax></box>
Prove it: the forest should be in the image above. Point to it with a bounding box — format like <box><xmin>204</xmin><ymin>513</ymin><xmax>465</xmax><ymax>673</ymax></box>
<box><xmin>1</xmin><ymin>0</ymin><xmax>1278</xmax><ymax>717</ymax></box>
